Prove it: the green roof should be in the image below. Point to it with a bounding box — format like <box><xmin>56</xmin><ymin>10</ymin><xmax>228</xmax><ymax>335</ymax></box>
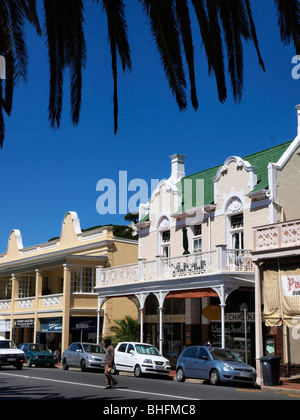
<box><xmin>178</xmin><ymin>140</ymin><xmax>293</xmax><ymax>212</ymax></box>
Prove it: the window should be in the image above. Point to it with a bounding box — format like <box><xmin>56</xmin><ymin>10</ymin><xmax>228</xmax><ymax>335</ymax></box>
<box><xmin>183</xmin><ymin>347</ymin><xmax>198</xmax><ymax>358</ymax></box>
<box><xmin>118</xmin><ymin>343</ymin><xmax>127</xmax><ymax>353</ymax></box>
<box><xmin>18</xmin><ymin>275</ymin><xmax>35</xmax><ymax>298</ymax></box>
<box><xmin>193</xmin><ymin>224</ymin><xmax>202</xmax><ymax>253</ymax></box>
<box><xmin>230</xmin><ymin>214</ymin><xmax>244</xmax><ymax>250</ymax></box>
<box><xmin>0</xmin><ymin>277</ymin><xmax>12</xmax><ymax>300</ymax></box>
<box><xmin>127</xmin><ymin>344</ymin><xmax>134</xmax><ymax>353</ymax></box>
<box><xmin>198</xmin><ymin>347</ymin><xmax>209</xmax><ymax>359</ymax></box>
<box><xmin>71</xmin><ymin>266</ymin><xmax>95</xmax><ymax>293</ymax></box>
<box><xmin>161</xmin><ymin>230</ymin><xmax>170</xmax><ymax>258</ymax></box>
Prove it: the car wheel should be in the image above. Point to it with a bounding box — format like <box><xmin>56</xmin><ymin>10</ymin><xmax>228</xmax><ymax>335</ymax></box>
<box><xmin>80</xmin><ymin>359</ymin><xmax>87</xmax><ymax>372</ymax></box>
<box><xmin>134</xmin><ymin>364</ymin><xmax>142</xmax><ymax>377</ymax></box>
<box><xmin>62</xmin><ymin>358</ymin><xmax>69</xmax><ymax>370</ymax></box>
<box><xmin>176</xmin><ymin>367</ymin><xmax>186</xmax><ymax>383</ymax></box>
<box><xmin>15</xmin><ymin>363</ymin><xmax>23</xmax><ymax>370</ymax></box>
<box><xmin>26</xmin><ymin>357</ymin><xmax>32</xmax><ymax>367</ymax></box>
<box><xmin>209</xmin><ymin>369</ymin><xmax>220</xmax><ymax>385</ymax></box>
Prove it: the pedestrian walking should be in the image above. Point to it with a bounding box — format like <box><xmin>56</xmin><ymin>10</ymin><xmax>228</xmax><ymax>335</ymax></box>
<box><xmin>104</xmin><ymin>338</ymin><xmax>118</xmax><ymax>389</ymax></box>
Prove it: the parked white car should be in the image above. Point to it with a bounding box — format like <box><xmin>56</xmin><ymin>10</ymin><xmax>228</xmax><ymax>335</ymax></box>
<box><xmin>0</xmin><ymin>336</ymin><xmax>25</xmax><ymax>369</ymax></box>
<box><xmin>113</xmin><ymin>342</ymin><xmax>171</xmax><ymax>377</ymax></box>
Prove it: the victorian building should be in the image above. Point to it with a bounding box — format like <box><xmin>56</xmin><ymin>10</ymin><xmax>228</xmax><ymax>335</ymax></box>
<box><xmin>0</xmin><ymin>211</ymin><xmax>138</xmax><ymax>354</ymax></box>
<box><xmin>95</xmin><ymin>108</ymin><xmax>300</xmax><ymax>371</ymax></box>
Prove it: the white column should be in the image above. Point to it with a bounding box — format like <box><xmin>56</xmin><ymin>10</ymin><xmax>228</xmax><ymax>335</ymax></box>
<box><xmin>97</xmin><ymin>296</ymin><xmax>107</xmax><ymax>343</ymax></box>
<box><xmin>153</xmin><ymin>291</ymin><xmax>168</xmax><ymax>353</ymax></box>
<box><xmin>220</xmin><ymin>285</ymin><xmax>226</xmax><ymax>349</ymax></box>
<box><xmin>255</xmin><ymin>263</ymin><xmax>264</xmax><ymax>385</ymax></box>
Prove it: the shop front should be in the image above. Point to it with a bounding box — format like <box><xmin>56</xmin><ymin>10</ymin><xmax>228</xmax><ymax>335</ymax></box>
<box><xmin>12</xmin><ymin>318</ymin><xmax>34</xmax><ymax>345</ymax></box>
<box><xmin>39</xmin><ymin>317</ymin><xmax>62</xmax><ymax>353</ymax></box>
<box><xmin>69</xmin><ymin>316</ymin><xmax>99</xmax><ymax>343</ymax></box>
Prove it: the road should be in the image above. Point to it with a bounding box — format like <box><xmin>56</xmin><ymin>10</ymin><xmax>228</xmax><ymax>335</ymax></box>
<box><xmin>0</xmin><ymin>365</ymin><xmax>298</xmax><ymax>405</ymax></box>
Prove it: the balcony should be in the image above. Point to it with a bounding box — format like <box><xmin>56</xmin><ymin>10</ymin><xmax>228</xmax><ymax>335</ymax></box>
<box><xmin>253</xmin><ymin>219</ymin><xmax>300</xmax><ymax>251</ymax></box>
<box><xmin>96</xmin><ymin>247</ymin><xmax>254</xmax><ymax>288</ymax></box>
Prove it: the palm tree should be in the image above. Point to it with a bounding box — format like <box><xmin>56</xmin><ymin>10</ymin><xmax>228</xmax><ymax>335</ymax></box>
<box><xmin>1</xmin><ymin>0</ymin><xmax>300</xmax><ymax>147</ymax></box>
<box><xmin>109</xmin><ymin>315</ymin><xmax>139</xmax><ymax>344</ymax></box>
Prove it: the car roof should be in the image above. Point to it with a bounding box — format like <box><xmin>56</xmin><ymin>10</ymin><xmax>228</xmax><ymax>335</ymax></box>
<box><xmin>117</xmin><ymin>342</ymin><xmax>154</xmax><ymax>345</ymax></box>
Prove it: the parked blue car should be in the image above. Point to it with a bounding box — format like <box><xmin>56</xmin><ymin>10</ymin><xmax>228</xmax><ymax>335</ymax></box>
<box><xmin>176</xmin><ymin>346</ymin><xmax>256</xmax><ymax>386</ymax></box>
<box><xmin>18</xmin><ymin>343</ymin><xmax>58</xmax><ymax>367</ymax></box>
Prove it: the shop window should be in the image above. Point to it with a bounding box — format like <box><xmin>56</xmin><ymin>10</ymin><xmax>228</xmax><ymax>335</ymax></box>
<box><xmin>164</xmin><ymin>298</ymin><xmax>185</xmax><ymax>315</ymax></box>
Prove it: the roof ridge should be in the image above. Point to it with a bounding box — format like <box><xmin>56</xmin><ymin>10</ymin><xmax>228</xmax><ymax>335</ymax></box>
<box><xmin>182</xmin><ymin>140</ymin><xmax>293</xmax><ymax>180</ymax></box>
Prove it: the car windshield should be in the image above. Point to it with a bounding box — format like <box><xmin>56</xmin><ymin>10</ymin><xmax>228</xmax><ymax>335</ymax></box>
<box><xmin>208</xmin><ymin>348</ymin><xmax>243</xmax><ymax>362</ymax></box>
<box><xmin>0</xmin><ymin>340</ymin><xmax>16</xmax><ymax>349</ymax></box>
<box><xmin>135</xmin><ymin>344</ymin><xmax>161</xmax><ymax>356</ymax></box>
<box><xmin>29</xmin><ymin>344</ymin><xmax>50</xmax><ymax>352</ymax></box>
<box><xmin>83</xmin><ymin>344</ymin><xmax>105</xmax><ymax>354</ymax></box>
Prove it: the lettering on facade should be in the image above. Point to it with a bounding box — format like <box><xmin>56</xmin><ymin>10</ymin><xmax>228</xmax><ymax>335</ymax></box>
<box><xmin>282</xmin><ymin>275</ymin><xmax>300</xmax><ymax>297</ymax></box>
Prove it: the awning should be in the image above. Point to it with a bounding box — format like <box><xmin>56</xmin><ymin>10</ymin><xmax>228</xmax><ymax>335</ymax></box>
<box><xmin>264</xmin><ymin>263</ymin><xmax>300</xmax><ymax>328</ymax></box>
<box><xmin>166</xmin><ymin>288</ymin><xmax>218</xmax><ymax>299</ymax></box>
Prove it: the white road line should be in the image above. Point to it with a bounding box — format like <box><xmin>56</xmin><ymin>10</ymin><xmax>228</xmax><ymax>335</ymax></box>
<box><xmin>0</xmin><ymin>372</ymin><xmax>200</xmax><ymax>400</ymax></box>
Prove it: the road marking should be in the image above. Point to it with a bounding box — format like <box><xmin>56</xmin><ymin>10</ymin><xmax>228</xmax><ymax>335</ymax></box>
<box><xmin>0</xmin><ymin>372</ymin><xmax>200</xmax><ymax>400</ymax></box>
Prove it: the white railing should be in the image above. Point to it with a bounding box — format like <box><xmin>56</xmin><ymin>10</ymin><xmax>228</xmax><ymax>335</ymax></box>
<box><xmin>100</xmin><ymin>263</ymin><xmax>139</xmax><ymax>287</ymax></box>
<box><xmin>162</xmin><ymin>251</ymin><xmax>217</xmax><ymax>278</ymax></box>
<box><xmin>96</xmin><ymin>247</ymin><xmax>255</xmax><ymax>288</ymax></box>
<box><xmin>254</xmin><ymin>219</ymin><xmax>300</xmax><ymax>251</ymax></box>
<box><xmin>226</xmin><ymin>249</ymin><xmax>254</xmax><ymax>272</ymax></box>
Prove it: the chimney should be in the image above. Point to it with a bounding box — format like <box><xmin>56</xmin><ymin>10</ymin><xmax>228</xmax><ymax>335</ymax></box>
<box><xmin>296</xmin><ymin>104</ymin><xmax>300</xmax><ymax>136</ymax></box>
<box><xmin>170</xmin><ymin>154</ymin><xmax>186</xmax><ymax>182</ymax></box>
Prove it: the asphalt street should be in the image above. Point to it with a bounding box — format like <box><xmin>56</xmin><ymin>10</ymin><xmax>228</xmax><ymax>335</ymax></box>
<box><xmin>0</xmin><ymin>366</ymin><xmax>298</xmax><ymax>404</ymax></box>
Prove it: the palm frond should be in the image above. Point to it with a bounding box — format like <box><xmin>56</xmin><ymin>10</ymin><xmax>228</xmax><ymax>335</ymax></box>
<box><xmin>274</xmin><ymin>0</ymin><xmax>300</xmax><ymax>54</ymax></box>
<box><xmin>43</xmin><ymin>0</ymin><xmax>86</xmax><ymax>128</ymax></box>
<box><xmin>140</xmin><ymin>0</ymin><xmax>187</xmax><ymax>111</ymax></box>
<box><xmin>244</xmin><ymin>0</ymin><xmax>265</xmax><ymax>71</ymax></box>
<box><xmin>101</xmin><ymin>0</ymin><xmax>131</xmax><ymax>135</ymax></box>
<box><xmin>175</xmin><ymin>0</ymin><xmax>198</xmax><ymax>110</ymax></box>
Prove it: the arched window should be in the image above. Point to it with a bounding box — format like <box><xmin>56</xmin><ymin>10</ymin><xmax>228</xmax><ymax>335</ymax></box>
<box><xmin>158</xmin><ymin>216</ymin><xmax>170</xmax><ymax>257</ymax></box>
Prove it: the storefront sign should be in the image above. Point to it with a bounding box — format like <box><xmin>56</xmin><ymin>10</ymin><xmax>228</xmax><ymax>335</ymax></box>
<box><xmin>14</xmin><ymin>319</ymin><xmax>34</xmax><ymax>328</ymax></box>
<box><xmin>69</xmin><ymin>317</ymin><xmax>97</xmax><ymax>331</ymax></box>
<box><xmin>40</xmin><ymin>318</ymin><xmax>62</xmax><ymax>333</ymax></box>
<box><xmin>282</xmin><ymin>275</ymin><xmax>300</xmax><ymax>297</ymax></box>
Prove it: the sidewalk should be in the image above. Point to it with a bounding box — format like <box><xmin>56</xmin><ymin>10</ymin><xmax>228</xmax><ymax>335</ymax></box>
<box><xmin>170</xmin><ymin>370</ymin><xmax>300</xmax><ymax>394</ymax></box>
<box><xmin>261</xmin><ymin>376</ymin><xmax>300</xmax><ymax>395</ymax></box>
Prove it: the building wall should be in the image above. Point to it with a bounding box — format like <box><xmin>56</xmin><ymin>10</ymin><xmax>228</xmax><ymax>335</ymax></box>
<box><xmin>277</xmin><ymin>145</ymin><xmax>300</xmax><ymax>221</ymax></box>
<box><xmin>139</xmin><ymin>156</ymin><xmax>271</xmax><ymax>259</ymax></box>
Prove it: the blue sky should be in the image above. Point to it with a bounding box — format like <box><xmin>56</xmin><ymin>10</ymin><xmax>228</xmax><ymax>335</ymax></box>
<box><xmin>0</xmin><ymin>1</ymin><xmax>299</xmax><ymax>252</ymax></box>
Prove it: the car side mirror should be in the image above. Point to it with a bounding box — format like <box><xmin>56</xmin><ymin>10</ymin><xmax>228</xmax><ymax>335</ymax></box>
<box><xmin>200</xmin><ymin>356</ymin><xmax>209</xmax><ymax>360</ymax></box>
<box><xmin>129</xmin><ymin>350</ymin><xmax>135</xmax><ymax>354</ymax></box>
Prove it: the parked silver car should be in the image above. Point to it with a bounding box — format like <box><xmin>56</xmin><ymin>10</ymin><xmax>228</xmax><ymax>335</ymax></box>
<box><xmin>62</xmin><ymin>342</ymin><xmax>106</xmax><ymax>372</ymax></box>
<box><xmin>176</xmin><ymin>346</ymin><xmax>256</xmax><ymax>386</ymax></box>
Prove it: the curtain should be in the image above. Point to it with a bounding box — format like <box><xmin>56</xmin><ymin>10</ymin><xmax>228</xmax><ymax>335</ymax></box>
<box><xmin>263</xmin><ymin>263</ymin><xmax>300</xmax><ymax>328</ymax></box>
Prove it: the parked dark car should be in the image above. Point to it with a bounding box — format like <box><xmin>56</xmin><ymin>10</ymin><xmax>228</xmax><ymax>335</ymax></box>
<box><xmin>176</xmin><ymin>346</ymin><xmax>256</xmax><ymax>386</ymax></box>
<box><xmin>62</xmin><ymin>342</ymin><xmax>106</xmax><ymax>371</ymax></box>
<box><xmin>18</xmin><ymin>343</ymin><xmax>58</xmax><ymax>367</ymax></box>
